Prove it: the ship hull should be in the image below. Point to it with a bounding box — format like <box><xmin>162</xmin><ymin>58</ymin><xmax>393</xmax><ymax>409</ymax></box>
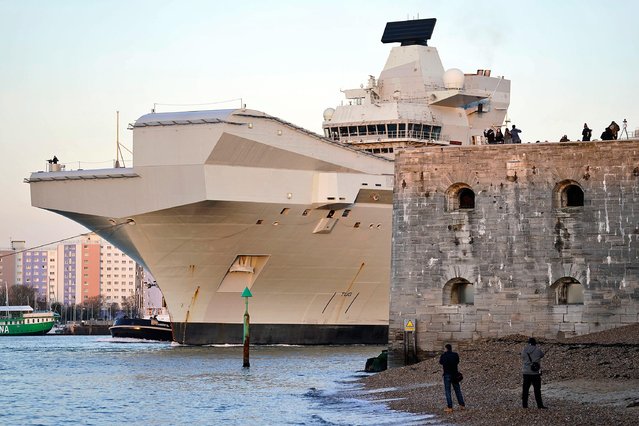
<box><xmin>0</xmin><ymin>323</ymin><xmax>55</xmax><ymax>336</ymax></box>
<box><xmin>172</xmin><ymin>322</ymin><xmax>388</xmax><ymax>345</ymax></box>
<box><xmin>89</xmin><ymin>198</ymin><xmax>392</xmax><ymax>345</ymax></box>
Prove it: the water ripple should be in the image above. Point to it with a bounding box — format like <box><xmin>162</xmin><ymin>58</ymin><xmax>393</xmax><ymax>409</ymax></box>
<box><xmin>1</xmin><ymin>336</ymin><xmax>436</xmax><ymax>425</ymax></box>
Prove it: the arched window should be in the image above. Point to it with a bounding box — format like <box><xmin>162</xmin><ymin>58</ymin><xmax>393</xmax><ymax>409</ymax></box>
<box><xmin>551</xmin><ymin>277</ymin><xmax>584</xmax><ymax>304</ymax></box>
<box><xmin>554</xmin><ymin>180</ymin><xmax>584</xmax><ymax>208</ymax></box>
<box><xmin>443</xmin><ymin>278</ymin><xmax>475</xmax><ymax>305</ymax></box>
<box><xmin>446</xmin><ymin>183</ymin><xmax>475</xmax><ymax>211</ymax></box>
<box><xmin>459</xmin><ymin>188</ymin><xmax>475</xmax><ymax>209</ymax></box>
<box><xmin>564</xmin><ymin>185</ymin><xmax>584</xmax><ymax>207</ymax></box>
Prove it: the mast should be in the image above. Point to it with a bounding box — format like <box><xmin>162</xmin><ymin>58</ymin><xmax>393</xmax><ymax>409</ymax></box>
<box><xmin>115</xmin><ymin>111</ymin><xmax>125</xmax><ymax>168</ymax></box>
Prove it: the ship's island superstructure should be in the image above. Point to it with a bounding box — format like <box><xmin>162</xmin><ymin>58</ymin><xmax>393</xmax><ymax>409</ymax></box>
<box><xmin>322</xmin><ymin>19</ymin><xmax>510</xmax><ymax>156</ymax></box>
<box><xmin>27</xmin><ymin>19</ymin><xmax>510</xmax><ymax>345</ymax></box>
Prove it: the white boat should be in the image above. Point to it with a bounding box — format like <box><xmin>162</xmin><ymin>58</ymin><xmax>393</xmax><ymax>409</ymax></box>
<box><xmin>27</xmin><ymin>19</ymin><xmax>509</xmax><ymax>345</ymax></box>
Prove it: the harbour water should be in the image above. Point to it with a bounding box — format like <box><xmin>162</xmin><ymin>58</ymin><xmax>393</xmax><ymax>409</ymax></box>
<box><xmin>1</xmin><ymin>336</ymin><xmax>435</xmax><ymax>425</ymax></box>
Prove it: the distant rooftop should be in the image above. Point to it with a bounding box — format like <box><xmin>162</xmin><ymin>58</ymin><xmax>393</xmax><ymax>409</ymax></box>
<box><xmin>381</xmin><ymin>18</ymin><xmax>436</xmax><ymax>46</ymax></box>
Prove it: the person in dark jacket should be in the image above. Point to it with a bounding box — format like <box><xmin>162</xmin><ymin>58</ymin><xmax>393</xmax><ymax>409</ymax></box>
<box><xmin>582</xmin><ymin>123</ymin><xmax>592</xmax><ymax>141</ymax></box>
<box><xmin>511</xmin><ymin>125</ymin><xmax>522</xmax><ymax>143</ymax></box>
<box><xmin>521</xmin><ymin>337</ymin><xmax>547</xmax><ymax>409</ymax></box>
<box><xmin>484</xmin><ymin>128</ymin><xmax>495</xmax><ymax>144</ymax></box>
<box><xmin>439</xmin><ymin>344</ymin><xmax>465</xmax><ymax>413</ymax></box>
<box><xmin>495</xmin><ymin>128</ymin><xmax>504</xmax><ymax>143</ymax></box>
<box><xmin>601</xmin><ymin>127</ymin><xmax>614</xmax><ymax>140</ymax></box>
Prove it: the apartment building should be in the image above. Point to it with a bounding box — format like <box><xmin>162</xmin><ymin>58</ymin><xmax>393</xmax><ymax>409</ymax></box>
<box><xmin>7</xmin><ymin>234</ymin><xmax>143</xmax><ymax>309</ymax></box>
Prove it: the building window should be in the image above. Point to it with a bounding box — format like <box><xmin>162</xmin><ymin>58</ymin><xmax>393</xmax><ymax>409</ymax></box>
<box><xmin>443</xmin><ymin>278</ymin><xmax>475</xmax><ymax>305</ymax></box>
<box><xmin>554</xmin><ymin>180</ymin><xmax>585</xmax><ymax>208</ymax></box>
<box><xmin>563</xmin><ymin>185</ymin><xmax>584</xmax><ymax>207</ymax></box>
<box><xmin>459</xmin><ymin>188</ymin><xmax>475</xmax><ymax>209</ymax></box>
<box><xmin>552</xmin><ymin>277</ymin><xmax>584</xmax><ymax>304</ymax></box>
<box><xmin>446</xmin><ymin>183</ymin><xmax>475</xmax><ymax>211</ymax></box>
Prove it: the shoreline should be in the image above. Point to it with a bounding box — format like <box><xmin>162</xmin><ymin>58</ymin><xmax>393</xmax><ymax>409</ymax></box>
<box><xmin>359</xmin><ymin>324</ymin><xmax>639</xmax><ymax>425</ymax></box>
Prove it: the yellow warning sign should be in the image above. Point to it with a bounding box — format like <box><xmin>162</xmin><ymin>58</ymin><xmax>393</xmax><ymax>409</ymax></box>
<box><xmin>403</xmin><ymin>319</ymin><xmax>416</xmax><ymax>332</ymax></box>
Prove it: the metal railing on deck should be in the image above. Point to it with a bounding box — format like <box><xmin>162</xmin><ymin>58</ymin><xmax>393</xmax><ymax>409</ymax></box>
<box><xmin>45</xmin><ymin>159</ymin><xmax>128</xmax><ymax>173</ymax></box>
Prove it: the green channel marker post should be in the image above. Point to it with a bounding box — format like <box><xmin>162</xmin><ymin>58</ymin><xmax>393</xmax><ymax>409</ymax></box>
<box><xmin>241</xmin><ymin>286</ymin><xmax>253</xmax><ymax>368</ymax></box>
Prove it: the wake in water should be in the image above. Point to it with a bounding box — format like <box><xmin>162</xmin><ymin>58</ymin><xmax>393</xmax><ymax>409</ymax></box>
<box><xmin>303</xmin><ymin>381</ymin><xmax>441</xmax><ymax>425</ymax></box>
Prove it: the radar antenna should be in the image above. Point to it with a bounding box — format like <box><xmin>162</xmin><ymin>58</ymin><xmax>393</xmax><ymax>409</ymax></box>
<box><xmin>381</xmin><ymin>18</ymin><xmax>436</xmax><ymax>46</ymax></box>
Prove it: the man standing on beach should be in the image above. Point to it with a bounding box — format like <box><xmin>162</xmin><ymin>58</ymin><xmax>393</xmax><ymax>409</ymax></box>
<box><xmin>439</xmin><ymin>344</ymin><xmax>465</xmax><ymax>413</ymax></box>
<box><xmin>521</xmin><ymin>337</ymin><xmax>547</xmax><ymax>409</ymax></box>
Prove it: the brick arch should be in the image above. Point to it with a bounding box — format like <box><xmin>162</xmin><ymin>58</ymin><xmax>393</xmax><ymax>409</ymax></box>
<box><xmin>445</xmin><ymin>182</ymin><xmax>475</xmax><ymax>212</ymax></box>
<box><xmin>553</xmin><ymin>180</ymin><xmax>584</xmax><ymax>208</ymax></box>
<box><xmin>443</xmin><ymin>277</ymin><xmax>474</xmax><ymax>305</ymax></box>
<box><xmin>550</xmin><ymin>276</ymin><xmax>584</xmax><ymax>304</ymax></box>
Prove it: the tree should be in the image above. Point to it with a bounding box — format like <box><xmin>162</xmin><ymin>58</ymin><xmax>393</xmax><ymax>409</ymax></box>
<box><xmin>79</xmin><ymin>296</ymin><xmax>103</xmax><ymax>320</ymax></box>
<box><xmin>121</xmin><ymin>296</ymin><xmax>137</xmax><ymax>317</ymax></box>
<box><xmin>51</xmin><ymin>301</ymin><xmax>63</xmax><ymax>317</ymax></box>
<box><xmin>107</xmin><ymin>302</ymin><xmax>120</xmax><ymax>320</ymax></box>
<box><xmin>5</xmin><ymin>284</ymin><xmax>37</xmax><ymax>306</ymax></box>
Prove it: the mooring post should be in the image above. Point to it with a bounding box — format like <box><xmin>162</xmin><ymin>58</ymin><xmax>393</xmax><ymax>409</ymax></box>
<box><xmin>241</xmin><ymin>286</ymin><xmax>253</xmax><ymax>368</ymax></box>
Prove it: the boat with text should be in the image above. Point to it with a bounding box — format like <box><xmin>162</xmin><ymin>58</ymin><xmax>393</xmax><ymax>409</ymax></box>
<box><xmin>0</xmin><ymin>305</ymin><xmax>59</xmax><ymax>336</ymax></box>
<box><xmin>27</xmin><ymin>18</ymin><xmax>509</xmax><ymax>345</ymax></box>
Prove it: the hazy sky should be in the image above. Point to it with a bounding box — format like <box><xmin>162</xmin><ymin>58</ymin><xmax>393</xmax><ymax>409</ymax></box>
<box><xmin>1</xmin><ymin>0</ymin><xmax>638</xmax><ymax>248</ymax></box>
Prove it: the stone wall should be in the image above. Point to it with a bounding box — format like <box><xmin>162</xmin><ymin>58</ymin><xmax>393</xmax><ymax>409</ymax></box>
<box><xmin>391</xmin><ymin>141</ymin><xmax>639</xmax><ymax>361</ymax></box>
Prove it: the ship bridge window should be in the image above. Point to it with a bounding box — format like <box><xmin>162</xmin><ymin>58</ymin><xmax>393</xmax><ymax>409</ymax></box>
<box><xmin>331</xmin><ymin>128</ymin><xmax>339</xmax><ymax>140</ymax></box>
<box><xmin>348</xmin><ymin>126</ymin><xmax>358</xmax><ymax>136</ymax></box>
<box><xmin>387</xmin><ymin>123</ymin><xmax>397</xmax><ymax>138</ymax></box>
<box><xmin>431</xmin><ymin>126</ymin><xmax>442</xmax><ymax>140</ymax></box>
<box><xmin>367</xmin><ymin>125</ymin><xmax>377</xmax><ymax>135</ymax></box>
<box><xmin>376</xmin><ymin>124</ymin><xmax>386</xmax><ymax>135</ymax></box>
<box><xmin>358</xmin><ymin>125</ymin><xmax>367</xmax><ymax>135</ymax></box>
<box><xmin>398</xmin><ymin>123</ymin><xmax>406</xmax><ymax>138</ymax></box>
<box><xmin>339</xmin><ymin>127</ymin><xmax>348</xmax><ymax>137</ymax></box>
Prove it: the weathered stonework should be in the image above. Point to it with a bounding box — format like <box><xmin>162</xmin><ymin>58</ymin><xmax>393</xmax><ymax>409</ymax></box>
<box><xmin>391</xmin><ymin>140</ymin><xmax>639</xmax><ymax>361</ymax></box>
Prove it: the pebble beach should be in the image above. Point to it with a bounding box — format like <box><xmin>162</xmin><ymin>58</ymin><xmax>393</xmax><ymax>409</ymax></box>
<box><xmin>360</xmin><ymin>323</ymin><xmax>639</xmax><ymax>425</ymax></box>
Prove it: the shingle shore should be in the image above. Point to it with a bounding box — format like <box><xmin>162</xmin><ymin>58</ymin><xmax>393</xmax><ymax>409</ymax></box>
<box><xmin>359</xmin><ymin>324</ymin><xmax>639</xmax><ymax>425</ymax></box>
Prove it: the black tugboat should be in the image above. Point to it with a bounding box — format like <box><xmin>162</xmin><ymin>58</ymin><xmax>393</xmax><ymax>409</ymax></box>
<box><xmin>109</xmin><ymin>315</ymin><xmax>173</xmax><ymax>342</ymax></box>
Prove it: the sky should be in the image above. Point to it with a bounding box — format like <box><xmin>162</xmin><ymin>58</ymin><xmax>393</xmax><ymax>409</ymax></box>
<box><xmin>1</xmin><ymin>0</ymin><xmax>638</xmax><ymax>248</ymax></box>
